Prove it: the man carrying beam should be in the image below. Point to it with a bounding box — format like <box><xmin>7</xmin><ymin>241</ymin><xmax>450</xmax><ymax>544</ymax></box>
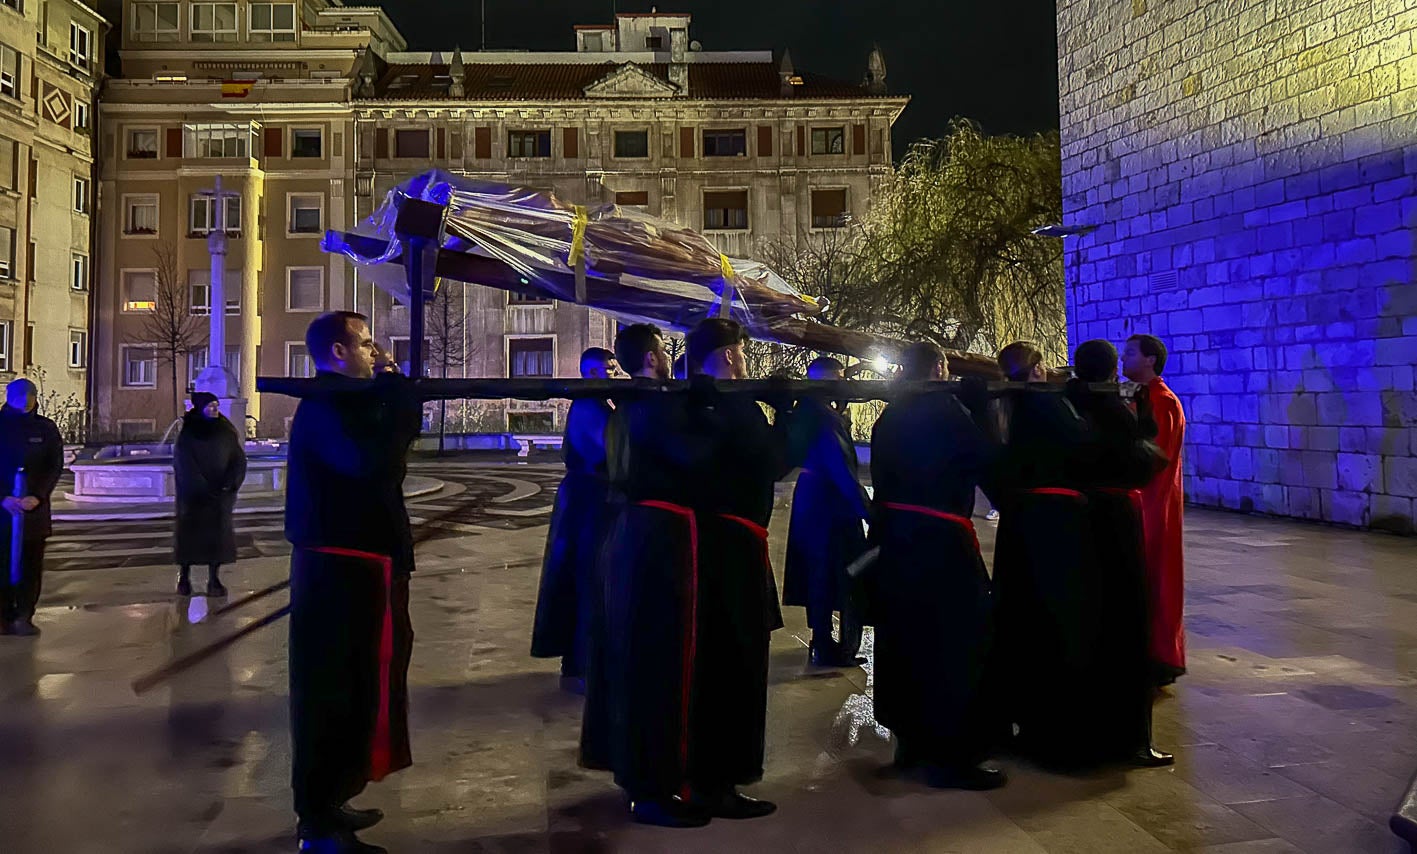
<box><xmin>284</xmin><ymin>311</ymin><xmax>423</xmax><ymax>854</ymax></box>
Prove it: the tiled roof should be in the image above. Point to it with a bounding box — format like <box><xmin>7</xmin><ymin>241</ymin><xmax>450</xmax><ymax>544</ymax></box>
<box><xmin>369</xmin><ymin>61</ymin><xmax>887</xmax><ymax>101</ymax></box>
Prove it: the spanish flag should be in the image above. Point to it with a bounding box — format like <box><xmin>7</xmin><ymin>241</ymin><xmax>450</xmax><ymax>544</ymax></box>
<box><xmin>221</xmin><ymin>80</ymin><xmax>254</xmax><ymax>98</ymax></box>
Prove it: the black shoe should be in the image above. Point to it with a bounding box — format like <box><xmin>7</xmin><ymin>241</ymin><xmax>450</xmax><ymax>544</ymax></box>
<box><xmin>337</xmin><ymin>804</ymin><xmax>384</xmax><ymax>831</ymax></box>
<box><xmin>206</xmin><ymin>579</ymin><xmax>228</xmax><ymax>598</ymax></box>
<box><xmin>628</xmin><ymin>797</ymin><xmax>710</xmax><ymax>828</ymax></box>
<box><xmin>176</xmin><ymin>577</ymin><xmax>192</xmax><ymax>597</ymax></box>
<box><xmin>697</xmin><ymin>790</ymin><xmax>777</xmax><ymax>820</ymax></box>
<box><xmin>924</xmin><ymin>764</ymin><xmax>1008</xmax><ymax>791</ymax></box>
<box><xmin>297</xmin><ymin>828</ymin><xmax>386</xmax><ymax>853</ymax></box>
<box><xmin>9</xmin><ymin>619</ymin><xmax>39</xmax><ymax>637</ymax></box>
<box><xmin>1131</xmin><ymin>747</ymin><xmax>1175</xmax><ymax>767</ymax></box>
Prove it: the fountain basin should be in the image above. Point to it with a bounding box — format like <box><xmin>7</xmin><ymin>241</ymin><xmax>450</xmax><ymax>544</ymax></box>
<box><xmin>66</xmin><ymin>456</ymin><xmax>286</xmax><ymax>504</ymax></box>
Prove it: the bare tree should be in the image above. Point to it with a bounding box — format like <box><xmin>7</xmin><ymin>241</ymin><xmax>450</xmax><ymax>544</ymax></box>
<box><xmin>135</xmin><ymin>243</ymin><xmax>206</xmax><ymax>421</ymax></box>
<box><xmin>426</xmin><ymin>282</ymin><xmax>473</xmax><ymax>453</ymax></box>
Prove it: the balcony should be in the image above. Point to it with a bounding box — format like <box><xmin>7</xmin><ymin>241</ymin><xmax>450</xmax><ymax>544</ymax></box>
<box><xmin>507</xmin><ymin>304</ymin><xmax>554</xmax><ymax>335</ymax></box>
<box><xmin>703</xmin><ymin>230</ymin><xmax>752</xmax><ymax>258</ymax></box>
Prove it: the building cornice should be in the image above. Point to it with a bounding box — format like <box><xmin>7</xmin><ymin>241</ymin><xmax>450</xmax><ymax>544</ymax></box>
<box><xmin>118</xmin><ymin>49</ymin><xmax>361</xmax><ymax>62</ymax></box>
<box><xmin>385</xmin><ymin>50</ymin><xmax>775</xmax><ymax>65</ymax></box>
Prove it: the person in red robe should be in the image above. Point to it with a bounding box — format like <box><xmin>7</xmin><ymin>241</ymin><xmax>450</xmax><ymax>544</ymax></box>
<box><xmin>1122</xmin><ymin>334</ymin><xmax>1187</xmax><ymax>685</ymax></box>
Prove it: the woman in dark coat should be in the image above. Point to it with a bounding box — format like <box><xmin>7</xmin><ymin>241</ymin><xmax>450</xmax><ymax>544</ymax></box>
<box><xmin>174</xmin><ymin>392</ymin><xmax>247</xmax><ymax>596</ymax></box>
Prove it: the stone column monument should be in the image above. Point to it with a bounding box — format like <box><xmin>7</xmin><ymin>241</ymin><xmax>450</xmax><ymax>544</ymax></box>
<box><xmin>193</xmin><ymin>177</ymin><xmax>247</xmax><ymax>432</ymax></box>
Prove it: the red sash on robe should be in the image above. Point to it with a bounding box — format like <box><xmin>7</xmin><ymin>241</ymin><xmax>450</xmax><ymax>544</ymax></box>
<box><xmin>635</xmin><ymin>500</ymin><xmax>699</xmax><ymax>800</ymax></box>
<box><xmin>310</xmin><ymin>545</ymin><xmax>398</xmax><ymax>782</ymax></box>
<box><xmin>881</xmin><ymin>502</ymin><xmax>980</xmax><ymax>554</ymax></box>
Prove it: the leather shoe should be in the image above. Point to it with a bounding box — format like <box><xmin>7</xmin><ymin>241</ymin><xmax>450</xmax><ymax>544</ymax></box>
<box><xmin>298</xmin><ymin>828</ymin><xmax>387</xmax><ymax>853</ymax></box>
<box><xmin>1131</xmin><ymin>747</ymin><xmax>1175</xmax><ymax>768</ymax></box>
<box><xmin>809</xmin><ymin>646</ymin><xmax>867</xmax><ymax>669</ymax></box>
<box><xmin>337</xmin><ymin>804</ymin><xmax>384</xmax><ymax>831</ymax></box>
<box><xmin>176</xmin><ymin>577</ymin><xmax>192</xmax><ymax>597</ymax></box>
<box><xmin>628</xmin><ymin>796</ymin><xmax>710</xmax><ymax>828</ymax></box>
<box><xmin>9</xmin><ymin>619</ymin><xmax>39</xmax><ymax>637</ymax></box>
<box><xmin>697</xmin><ymin>790</ymin><xmax>776</xmax><ymax>820</ymax></box>
<box><xmin>924</xmin><ymin>764</ymin><xmax>1008</xmax><ymax>791</ymax></box>
<box><xmin>206</xmin><ymin>579</ymin><xmax>228</xmax><ymax>598</ymax></box>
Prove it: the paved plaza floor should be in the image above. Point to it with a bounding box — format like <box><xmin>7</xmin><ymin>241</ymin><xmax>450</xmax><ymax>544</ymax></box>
<box><xmin>1</xmin><ymin>461</ymin><xmax>1414</xmax><ymax>853</ymax></box>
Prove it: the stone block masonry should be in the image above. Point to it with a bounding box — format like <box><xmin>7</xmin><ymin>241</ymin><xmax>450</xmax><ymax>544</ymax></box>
<box><xmin>1056</xmin><ymin>0</ymin><xmax>1417</xmax><ymax>533</ymax></box>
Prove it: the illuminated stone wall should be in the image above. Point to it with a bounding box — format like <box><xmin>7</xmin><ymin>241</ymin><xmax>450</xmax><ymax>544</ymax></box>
<box><xmin>1056</xmin><ymin>0</ymin><xmax>1417</xmax><ymax>532</ymax></box>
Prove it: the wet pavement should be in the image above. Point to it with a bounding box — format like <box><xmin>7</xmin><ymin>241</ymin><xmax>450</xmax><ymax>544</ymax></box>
<box><xmin>1</xmin><ymin>463</ymin><xmax>1414</xmax><ymax>853</ymax></box>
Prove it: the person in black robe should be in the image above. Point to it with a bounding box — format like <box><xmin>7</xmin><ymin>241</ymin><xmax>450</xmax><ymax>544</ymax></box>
<box><xmin>0</xmin><ymin>379</ymin><xmax>63</xmax><ymax>637</ymax></box>
<box><xmin>173</xmin><ymin>391</ymin><xmax>248</xmax><ymax>598</ymax></box>
<box><xmin>993</xmin><ymin>341</ymin><xmax>1138</xmax><ymax>769</ymax></box>
<box><xmin>783</xmin><ymin>356</ymin><xmax>870</xmax><ymax>668</ymax></box>
<box><xmin>1065</xmin><ymin>339</ymin><xmax>1174</xmax><ymax>767</ymax></box>
<box><xmin>285</xmin><ymin>312</ymin><xmax>422</xmax><ymax>854</ymax></box>
<box><xmin>581</xmin><ymin>322</ymin><xmax>721</xmax><ymax>828</ymax></box>
<box><xmin>531</xmin><ymin>347</ymin><xmax>621</xmax><ymax>692</ymax></box>
<box><xmin>682</xmin><ymin>318</ymin><xmax>789</xmax><ymax>819</ymax></box>
<box><xmin>868</xmin><ymin>342</ymin><xmax>1006</xmax><ymax>790</ymax></box>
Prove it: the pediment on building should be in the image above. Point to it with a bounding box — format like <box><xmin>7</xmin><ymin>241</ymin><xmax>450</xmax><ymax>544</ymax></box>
<box><xmin>584</xmin><ymin>63</ymin><xmax>679</xmax><ymax>99</ymax></box>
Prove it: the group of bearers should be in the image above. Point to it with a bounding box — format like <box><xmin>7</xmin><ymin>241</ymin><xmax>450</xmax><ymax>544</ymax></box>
<box><xmin>531</xmin><ymin>321</ymin><xmax>1190</xmax><ymax>828</ymax></box>
<box><xmin>273</xmin><ymin>308</ymin><xmax>1186</xmax><ymax>852</ymax></box>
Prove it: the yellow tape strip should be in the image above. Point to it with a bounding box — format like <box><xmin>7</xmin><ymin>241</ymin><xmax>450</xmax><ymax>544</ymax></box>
<box><xmin>720</xmin><ymin>254</ymin><xmax>735</xmax><ymax>279</ymax></box>
<box><xmin>569</xmin><ymin>206</ymin><xmax>589</xmax><ymax>267</ymax></box>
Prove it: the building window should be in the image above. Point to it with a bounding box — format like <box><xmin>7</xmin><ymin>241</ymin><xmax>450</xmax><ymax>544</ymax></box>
<box><xmin>71</xmin><ymin>253</ymin><xmax>88</xmax><ymax>290</ymax></box>
<box><xmin>189</xmin><ymin>194</ymin><xmax>240</xmax><ymax>236</ymax></box>
<box><xmin>703</xmin><ymin>190</ymin><xmax>749</xmax><ymax>230</ymax></box>
<box><xmin>582</xmin><ymin>32</ymin><xmax>604</xmax><ymax>51</ymax></box>
<box><xmin>0</xmin><ymin>1</ymin><xmax>20</xmax><ymax>13</ymax></box>
<box><xmin>615</xmin><ymin>190</ymin><xmax>650</xmax><ymax>209</ymax></box>
<box><xmin>508</xmin><ymin>291</ymin><xmax>552</xmax><ymax>305</ymax></box>
<box><xmin>645</xmin><ymin>35</ymin><xmax>664</xmax><ymax>50</ymax></box>
<box><xmin>68</xmin><ymin>331</ymin><xmax>87</xmax><ymax>368</ymax></box>
<box><xmin>70</xmin><ymin>23</ymin><xmax>92</xmax><ymax>68</ymax></box>
<box><xmin>703</xmin><ymin>129</ymin><xmax>747</xmax><ymax>157</ymax></box>
<box><xmin>0</xmin><ymin>225</ymin><xmax>13</xmax><ymax>279</ymax></box>
<box><xmin>124</xmin><ymin>195</ymin><xmax>159</xmax><ymax>235</ymax></box>
<box><xmin>508</xmin><ymin>130</ymin><xmax>551</xmax><ymax>158</ymax></box>
<box><xmin>188</xmin><ymin>269</ymin><xmax>241</xmax><ymax>315</ymax></box>
<box><xmin>811</xmin><ymin>189</ymin><xmax>848</xmax><ymax>228</ymax></box>
<box><xmin>183</xmin><ymin>123</ymin><xmax>256</xmax><ymax>159</ymax></box>
<box><xmin>811</xmin><ymin>127</ymin><xmax>846</xmax><ymax>155</ymax></box>
<box><xmin>126</xmin><ymin>129</ymin><xmax>159</xmax><ymax>159</ymax></box>
<box><xmin>249</xmin><ymin>3</ymin><xmax>297</xmax><ymax>42</ymax></box>
<box><xmin>24</xmin><ymin>321</ymin><xmax>32</xmax><ymax>367</ymax></box>
<box><xmin>508</xmin><ymin>337</ymin><xmax>554</xmax><ymax>378</ymax></box>
<box><xmin>288</xmin><ymin>194</ymin><xmax>323</xmax><ymax>234</ymax></box>
<box><xmin>121</xmin><ymin>270</ymin><xmax>157</xmax><ymax>312</ymax></box>
<box><xmin>0</xmin><ymin>321</ymin><xmax>10</xmax><ymax>371</ymax></box>
<box><xmin>190</xmin><ymin>3</ymin><xmax>238</xmax><ymax>42</ymax></box>
<box><xmin>0</xmin><ymin>137</ymin><xmax>15</xmax><ymax>188</ymax></box>
<box><xmin>74</xmin><ymin>101</ymin><xmax>90</xmax><ymax>131</ymax></box>
<box><xmin>394</xmin><ymin>129</ymin><xmax>430</xmax><ymax>158</ymax></box>
<box><xmin>0</xmin><ymin>44</ymin><xmax>18</xmax><ymax>100</ymax></box>
<box><xmin>131</xmin><ymin>3</ymin><xmax>181</xmax><ymax>42</ymax></box>
<box><xmin>122</xmin><ymin>347</ymin><xmax>158</xmax><ymax>387</ymax></box>
<box><xmin>286</xmin><ymin>268</ymin><xmax>324</xmax><ymax>312</ymax></box>
<box><xmin>286</xmin><ymin>343</ymin><xmax>314</xmax><ymax>378</ymax></box>
<box><xmin>291</xmin><ymin>128</ymin><xmax>322</xmax><ymax>158</ymax></box>
<box><xmin>614</xmin><ymin>130</ymin><xmax>650</xmax><ymax>159</ymax></box>
<box><xmin>189</xmin><ymin>346</ymin><xmax>239</xmax><ymax>379</ymax></box>
<box><xmin>390</xmin><ymin>337</ymin><xmax>430</xmax><ymax>376</ymax></box>
<box><xmin>74</xmin><ymin>177</ymin><xmax>90</xmax><ymax>213</ymax></box>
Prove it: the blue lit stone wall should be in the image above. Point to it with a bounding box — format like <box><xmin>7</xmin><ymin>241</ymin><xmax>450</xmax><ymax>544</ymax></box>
<box><xmin>1056</xmin><ymin>0</ymin><xmax>1417</xmax><ymax>532</ymax></box>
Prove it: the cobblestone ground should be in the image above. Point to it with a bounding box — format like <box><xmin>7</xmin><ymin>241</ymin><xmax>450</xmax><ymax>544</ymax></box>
<box><xmin>0</xmin><ymin>463</ymin><xmax>1413</xmax><ymax>853</ymax></box>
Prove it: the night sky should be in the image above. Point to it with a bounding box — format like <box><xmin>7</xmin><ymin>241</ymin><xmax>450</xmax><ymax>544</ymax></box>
<box><xmin>364</xmin><ymin>0</ymin><xmax>1062</xmax><ymax>149</ymax></box>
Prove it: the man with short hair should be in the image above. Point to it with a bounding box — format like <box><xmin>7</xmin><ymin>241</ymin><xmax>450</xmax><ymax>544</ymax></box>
<box><xmin>532</xmin><ymin>347</ymin><xmax>621</xmax><ymax>691</ymax></box>
<box><xmin>783</xmin><ymin>356</ymin><xmax>870</xmax><ymax>667</ymax></box>
<box><xmin>868</xmin><ymin>341</ymin><xmax>1006</xmax><ymax>789</ymax></box>
<box><xmin>582</xmin><ymin>322</ymin><xmax>724</xmax><ymax>827</ymax></box>
<box><xmin>1122</xmin><ymin>333</ymin><xmax>1187</xmax><ymax>685</ymax></box>
<box><xmin>682</xmin><ymin>317</ymin><xmax>789</xmax><ymax>819</ymax></box>
<box><xmin>285</xmin><ymin>311</ymin><xmax>423</xmax><ymax>853</ymax></box>
<box><xmin>0</xmin><ymin>379</ymin><xmax>63</xmax><ymax>637</ymax></box>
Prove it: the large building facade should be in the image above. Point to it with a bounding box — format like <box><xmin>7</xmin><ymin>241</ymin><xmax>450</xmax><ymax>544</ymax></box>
<box><xmin>92</xmin><ymin>2</ymin><xmax>907</xmax><ymax>438</ymax></box>
<box><xmin>1057</xmin><ymin>0</ymin><xmax>1416</xmax><ymax>532</ymax></box>
<box><xmin>0</xmin><ymin>0</ymin><xmax>106</xmax><ymax>439</ymax></box>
